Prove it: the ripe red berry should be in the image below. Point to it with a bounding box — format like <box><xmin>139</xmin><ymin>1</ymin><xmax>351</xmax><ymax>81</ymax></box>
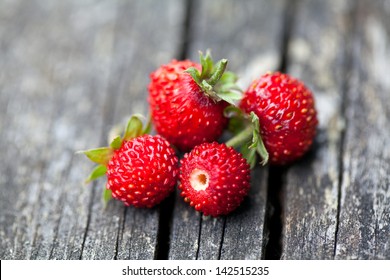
<box><xmin>80</xmin><ymin>116</ymin><xmax>179</xmax><ymax>208</ymax></box>
<box><xmin>148</xmin><ymin>52</ymin><xmax>241</xmax><ymax>151</ymax></box>
<box><xmin>107</xmin><ymin>135</ymin><xmax>178</xmax><ymax>207</ymax></box>
<box><xmin>179</xmin><ymin>142</ymin><xmax>251</xmax><ymax>217</ymax></box>
<box><xmin>240</xmin><ymin>72</ymin><xmax>318</xmax><ymax>165</ymax></box>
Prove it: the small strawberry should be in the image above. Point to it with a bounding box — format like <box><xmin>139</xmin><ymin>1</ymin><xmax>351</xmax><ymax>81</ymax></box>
<box><xmin>148</xmin><ymin>51</ymin><xmax>241</xmax><ymax>151</ymax></box>
<box><xmin>239</xmin><ymin>72</ymin><xmax>318</xmax><ymax>165</ymax></box>
<box><xmin>179</xmin><ymin>142</ymin><xmax>251</xmax><ymax>217</ymax></box>
<box><xmin>79</xmin><ymin>115</ymin><xmax>179</xmax><ymax>208</ymax></box>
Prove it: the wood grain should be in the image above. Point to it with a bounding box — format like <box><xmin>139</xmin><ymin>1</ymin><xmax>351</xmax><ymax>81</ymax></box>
<box><xmin>0</xmin><ymin>0</ymin><xmax>113</xmax><ymax>260</ymax></box>
<box><xmin>1</xmin><ymin>0</ymin><xmax>390</xmax><ymax>260</ymax></box>
<box><xmin>335</xmin><ymin>0</ymin><xmax>390</xmax><ymax>259</ymax></box>
<box><xmin>280</xmin><ymin>0</ymin><xmax>353</xmax><ymax>259</ymax></box>
<box><xmin>80</xmin><ymin>0</ymin><xmax>185</xmax><ymax>260</ymax></box>
<box><xmin>0</xmin><ymin>0</ymin><xmax>185</xmax><ymax>260</ymax></box>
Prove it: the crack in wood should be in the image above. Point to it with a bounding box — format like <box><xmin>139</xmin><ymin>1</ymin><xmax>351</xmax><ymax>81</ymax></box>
<box><xmin>195</xmin><ymin>214</ymin><xmax>203</xmax><ymax>260</ymax></box>
<box><xmin>155</xmin><ymin>192</ymin><xmax>176</xmax><ymax>260</ymax></box>
<box><xmin>217</xmin><ymin>217</ymin><xmax>227</xmax><ymax>260</ymax></box>
<box><xmin>264</xmin><ymin>0</ymin><xmax>297</xmax><ymax>260</ymax></box>
<box><xmin>264</xmin><ymin>166</ymin><xmax>286</xmax><ymax>259</ymax></box>
<box><xmin>153</xmin><ymin>0</ymin><xmax>195</xmax><ymax>260</ymax></box>
<box><xmin>333</xmin><ymin>1</ymin><xmax>358</xmax><ymax>258</ymax></box>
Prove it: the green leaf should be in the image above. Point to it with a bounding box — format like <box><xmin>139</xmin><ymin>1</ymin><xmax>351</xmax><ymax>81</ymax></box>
<box><xmin>199</xmin><ymin>50</ymin><xmax>213</xmax><ymax>79</ymax></box>
<box><xmin>220</xmin><ymin>71</ymin><xmax>238</xmax><ymax>84</ymax></box>
<box><xmin>249</xmin><ymin>112</ymin><xmax>260</xmax><ymax>143</ymax></box>
<box><xmin>85</xmin><ymin>164</ymin><xmax>107</xmax><ymax>184</ymax></box>
<box><xmin>249</xmin><ymin>112</ymin><xmax>269</xmax><ymax>166</ymax></box>
<box><xmin>241</xmin><ymin>142</ymin><xmax>258</xmax><ymax>169</ymax></box>
<box><xmin>102</xmin><ymin>188</ymin><xmax>112</xmax><ymax>208</ymax></box>
<box><xmin>185</xmin><ymin>67</ymin><xmax>201</xmax><ymax>86</ymax></box>
<box><xmin>107</xmin><ymin>123</ymin><xmax>124</xmax><ymax>147</ymax></box>
<box><xmin>256</xmin><ymin>142</ymin><xmax>269</xmax><ymax>166</ymax></box>
<box><xmin>201</xmin><ymin>80</ymin><xmax>214</xmax><ymax>95</ymax></box>
<box><xmin>207</xmin><ymin>59</ymin><xmax>227</xmax><ymax>86</ymax></box>
<box><xmin>110</xmin><ymin>135</ymin><xmax>122</xmax><ymax>150</ymax></box>
<box><xmin>124</xmin><ymin>115</ymin><xmax>143</xmax><ymax>140</ymax></box>
<box><xmin>225</xmin><ymin>111</ymin><xmax>269</xmax><ymax>168</ymax></box>
<box><xmin>78</xmin><ymin>147</ymin><xmax>112</xmax><ymax>165</ymax></box>
<box><xmin>142</xmin><ymin>115</ymin><xmax>152</xmax><ymax>135</ymax></box>
<box><xmin>219</xmin><ymin>82</ymin><xmax>243</xmax><ymax>94</ymax></box>
<box><xmin>188</xmin><ymin>50</ymin><xmax>243</xmax><ymax>107</ymax></box>
<box><xmin>216</xmin><ymin>90</ymin><xmax>242</xmax><ymax>105</ymax></box>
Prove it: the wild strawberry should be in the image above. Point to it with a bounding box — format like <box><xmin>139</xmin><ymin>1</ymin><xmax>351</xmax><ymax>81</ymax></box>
<box><xmin>239</xmin><ymin>72</ymin><xmax>318</xmax><ymax>165</ymax></box>
<box><xmin>179</xmin><ymin>142</ymin><xmax>251</xmax><ymax>217</ymax></box>
<box><xmin>148</xmin><ymin>51</ymin><xmax>241</xmax><ymax>151</ymax></box>
<box><xmin>79</xmin><ymin>115</ymin><xmax>179</xmax><ymax>208</ymax></box>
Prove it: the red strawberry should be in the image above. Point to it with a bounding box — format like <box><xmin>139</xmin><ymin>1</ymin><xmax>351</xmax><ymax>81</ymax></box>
<box><xmin>179</xmin><ymin>142</ymin><xmax>251</xmax><ymax>217</ymax></box>
<box><xmin>80</xmin><ymin>116</ymin><xmax>179</xmax><ymax>208</ymax></box>
<box><xmin>148</xmin><ymin>51</ymin><xmax>241</xmax><ymax>151</ymax></box>
<box><xmin>240</xmin><ymin>72</ymin><xmax>318</xmax><ymax>165</ymax></box>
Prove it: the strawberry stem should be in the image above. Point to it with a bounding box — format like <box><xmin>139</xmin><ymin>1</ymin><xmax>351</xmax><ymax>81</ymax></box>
<box><xmin>225</xmin><ymin>125</ymin><xmax>253</xmax><ymax>148</ymax></box>
<box><xmin>225</xmin><ymin>112</ymin><xmax>269</xmax><ymax>167</ymax></box>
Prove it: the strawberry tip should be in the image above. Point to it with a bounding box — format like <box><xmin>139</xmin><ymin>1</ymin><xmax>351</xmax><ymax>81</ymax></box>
<box><xmin>189</xmin><ymin>169</ymin><xmax>209</xmax><ymax>191</ymax></box>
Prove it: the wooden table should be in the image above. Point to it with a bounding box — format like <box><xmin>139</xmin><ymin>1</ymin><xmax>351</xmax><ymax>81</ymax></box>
<box><xmin>1</xmin><ymin>0</ymin><xmax>389</xmax><ymax>260</ymax></box>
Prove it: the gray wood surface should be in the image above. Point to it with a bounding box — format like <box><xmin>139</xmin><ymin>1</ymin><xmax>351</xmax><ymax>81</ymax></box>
<box><xmin>1</xmin><ymin>0</ymin><xmax>390</xmax><ymax>260</ymax></box>
<box><xmin>79</xmin><ymin>0</ymin><xmax>185</xmax><ymax>260</ymax></box>
<box><xmin>280</xmin><ymin>0</ymin><xmax>352</xmax><ymax>259</ymax></box>
<box><xmin>0</xmin><ymin>0</ymin><xmax>185</xmax><ymax>260</ymax></box>
<box><xmin>0</xmin><ymin>0</ymin><xmax>109</xmax><ymax>259</ymax></box>
<box><xmin>335</xmin><ymin>0</ymin><xmax>390</xmax><ymax>259</ymax></box>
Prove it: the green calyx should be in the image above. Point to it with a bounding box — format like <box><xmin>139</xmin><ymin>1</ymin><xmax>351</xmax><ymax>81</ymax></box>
<box><xmin>185</xmin><ymin>50</ymin><xmax>242</xmax><ymax>105</ymax></box>
<box><xmin>79</xmin><ymin>114</ymin><xmax>151</xmax><ymax>169</ymax></box>
<box><xmin>77</xmin><ymin>114</ymin><xmax>151</xmax><ymax>205</ymax></box>
<box><xmin>225</xmin><ymin>108</ymin><xmax>269</xmax><ymax>168</ymax></box>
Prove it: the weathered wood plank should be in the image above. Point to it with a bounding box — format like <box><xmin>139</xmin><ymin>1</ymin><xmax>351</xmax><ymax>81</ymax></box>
<box><xmin>0</xmin><ymin>0</ymin><xmax>111</xmax><ymax>259</ymax></box>
<box><xmin>335</xmin><ymin>0</ymin><xmax>390</xmax><ymax>259</ymax></box>
<box><xmin>78</xmin><ymin>0</ymin><xmax>185</xmax><ymax>260</ymax></box>
<box><xmin>168</xmin><ymin>0</ymin><xmax>286</xmax><ymax>260</ymax></box>
<box><xmin>280</xmin><ymin>0</ymin><xmax>353</xmax><ymax>259</ymax></box>
<box><xmin>2</xmin><ymin>0</ymin><xmax>389</xmax><ymax>261</ymax></box>
<box><xmin>0</xmin><ymin>0</ymin><xmax>185</xmax><ymax>260</ymax></box>
<box><xmin>220</xmin><ymin>169</ymin><xmax>269</xmax><ymax>259</ymax></box>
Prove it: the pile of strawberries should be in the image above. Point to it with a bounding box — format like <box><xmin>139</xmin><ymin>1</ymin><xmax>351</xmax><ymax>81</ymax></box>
<box><xmin>80</xmin><ymin>51</ymin><xmax>318</xmax><ymax>217</ymax></box>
